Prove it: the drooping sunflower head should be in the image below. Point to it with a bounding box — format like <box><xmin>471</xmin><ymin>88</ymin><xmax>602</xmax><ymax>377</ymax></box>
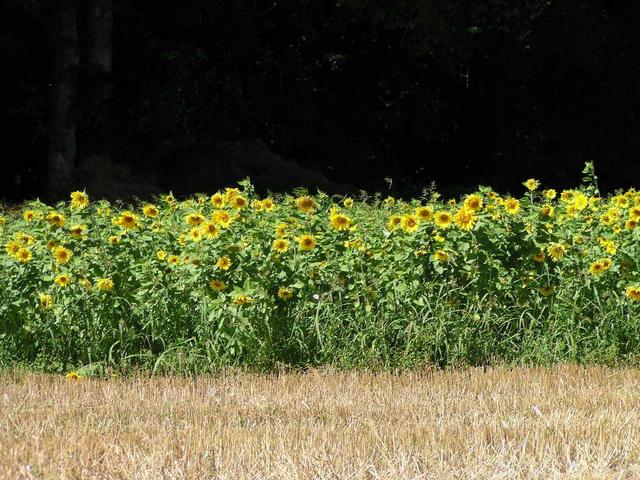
<box><xmin>626</xmin><ymin>285</ymin><xmax>640</xmax><ymax>301</ymax></box>
<box><xmin>209</xmin><ymin>279</ymin><xmax>226</xmax><ymax>291</ymax></box>
<box><xmin>232</xmin><ymin>294</ymin><xmax>252</xmax><ymax>305</ymax></box>
<box><xmin>387</xmin><ymin>215</ymin><xmax>402</xmax><ymax>230</ymax></box>
<box><xmin>69</xmin><ymin>224</ymin><xmax>87</xmax><ymax>239</ymax></box>
<box><xmin>142</xmin><ymin>204</ymin><xmax>160</xmax><ymax>218</ymax></box>
<box><xmin>433</xmin><ymin>250</ymin><xmax>449</xmax><ymax>262</ymax></box>
<box><xmin>296</xmin><ymin>196</ymin><xmax>316</xmax><ymax>213</ymax></box>
<box><xmin>46</xmin><ymin>211</ymin><xmax>66</xmax><ymax>227</ymax></box>
<box><xmin>38</xmin><ymin>293</ymin><xmax>53</xmax><ymax>310</ymax></box>
<box><xmin>547</xmin><ymin>242</ymin><xmax>567</xmax><ymax>261</ymax></box>
<box><xmin>277</xmin><ymin>287</ymin><xmax>293</xmax><ymax>300</ymax></box>
<box><xmin>96</xmin><ymin>278</ymin><xmax>114</xmax><ymax>291</ymax></box>
<box><xmin>185</xmin><ymin>212</ymin><xmax>205</xmax><ymax>226</ymax></box>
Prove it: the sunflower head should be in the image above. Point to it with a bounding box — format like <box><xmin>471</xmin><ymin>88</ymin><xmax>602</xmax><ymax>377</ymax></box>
<box><xmin>298</xmin><ymin>234</ymin><xmax>317</xmax><ymax>251</ymax></box>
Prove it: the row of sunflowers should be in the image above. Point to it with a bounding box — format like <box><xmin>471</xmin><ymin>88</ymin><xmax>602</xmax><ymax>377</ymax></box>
<box><xmin>1</xmin><ymin>172</ymin><xmax>640</xmax><ymax>371</ymax></box>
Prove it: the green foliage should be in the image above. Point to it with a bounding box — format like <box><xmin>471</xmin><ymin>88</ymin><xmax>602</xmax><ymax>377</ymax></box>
<box><xmin>1</xmin><ymin>171</ymin><xmax>640</xmax><ymax>374</ymax></box>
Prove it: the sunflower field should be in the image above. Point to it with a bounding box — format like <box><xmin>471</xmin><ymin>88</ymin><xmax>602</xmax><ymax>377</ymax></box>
<box><xmin>2</xmin><ymin>166</ymin><xmax>640</xmax><ymax>372</ymax></box>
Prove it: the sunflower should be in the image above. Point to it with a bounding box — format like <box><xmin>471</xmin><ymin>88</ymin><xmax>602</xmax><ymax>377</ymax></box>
<box><xmin>401</xmin><ymin>215</ymin><xmax>419</xmax><ymax>233</ymax></box>
<box><xmin>298</xmin><ymin>234</ymin><xmax>317</xmax><ymax>251</ymax></box>
<box><xmin>69</xmin><ymin>224</ymin><xmax>87</xmax><ymax>239</ymax></box>
<box><xmin>216</xmin><ymin>256</ymin><xmax>232</xmax><ymax>270</ymax></box>
<box><xmin>46</xmin><ymin>211</ymin><xmax>66</xmax><ymax>227</ymax></box>
<box><xmin>523</xmin><ymin>178</ymin><xmax>540</xmax><ymax>191</ymax></box>
<box><xmin>70</xmin><ymin>191</ymin><xmax>89</xmax><ymax>209</ymax></box>
<box><xmin>626</xmin><ymin>285</ymin><xmax>640</xmax><ymax>301</ymax></box>
<box><xmin>537</xmin><ymin>205</ymin><xmax>553</xmax><ymax>219</ymax></box>
<box><xmin>387</xmin><ymin>215</ymin><xmax>402</xmax><ymax>230</ymax></box>
<box><xmin>5</xmin><ymin>241</ymin><xmax>20</xmax><ymax>257</ymax></box>
<box><xmin>630</xmin><ymin>207</ymin><xmax>640</xmax><ymax>219</ymax></box>
<box><xmin>65</xmin><ymin>371</ymin><xmax>82</xmax><ymax>380</ymax></box>
<box><xmin>200</xmin><ymin>221</ymin><xmax>219</xmax><ymax>239</ymax></box>
<box><xmin>209</xmin><ymin>279</ymin><xmax>226</xmax><ymax>291</ymax></box>
<box><xmin>343</xmin><ymin>198</ymin><xmax>354</xmax><ymax>208</ymax></box>
<box><xmin>547</xmin><ymin>243</ymin><xmax>567</xmax><ymax>261</ymax></box>
<box><xmin>433</xmin><ymin>250</ymin><xmax>449</xmax><ymax>262</ymax></box>
<box><xmin>167</xmin><ymin>255</ymin><xmax>180</xmax><ymax>265</ymax></box>
<box><xmin>589</xmin><ymin>261</ymin><xmax>606</xmax><ymax>276</ymax></box>
<box><xmin>142</xmin><ymin>204</ymin><xmax>160</xmax><ymax>218</ymax></box>
<box><xmin>434</xmin><ymin>211</ymin><xmax>452</xmax><ymax>229</ymax></box>
<box><xmin>189</xmin><ymin>227</ymin><xmax>203</xmax><ymax>242</ymax></box>
<box><xmin>53</xmin><ymin>246</ymin><xmax>73</xmax><ymax>264</ymax></box>
<box><xmin>296</xmin><ymin>196</ymin><xmax>316</xmax><ymax>213</ymax></box>
<box><xmin>210</xmin><ymin>193</ymin><xmax>226</xmax><ymax>208</ymax></box>
<box><xmin>46</xmin><ymin>239</ymin><xmax>58</xmax><ymax>250</ymax></box>
<box><xmin>38</xmin><ymin>293</ymin><xmax>53</xmax><ymax>310</ymax></box>
<box><xmin>16</xmin><ymin>247</ymin><xmax>32</xmax><ymax>263</ymax></box>
<box><xmin>415</xmin><ymin>206</ymin><xmax>434</xmax><ymax>221</ymax></box>
<box><xmin>232</xmin><ymin>294</ymin><xmax>252</xmax><ymax>305</ymax></box>
<box><xmin>96</xmin><ymin>278</ymin><xmax>114</xmax><ymax>291</ymax></box>
<box><xmin>54</xmin><ymin>273</ymin><xmax>72</xmax><ymax>287</ymax></box>
<box><xmin>572</xmin><ymin>193</ymin><xmax>588</xmax><ymax>211</ymax></box>
<box><xmin>626</xmin><ymin>219</ymin><xmax>638</xmax><ymax>230</ymax></box>
<box><xmin>272</xmin><ymin>238</ymin><xmax>290</xmax><ymax>253</ymax></box>
<box><xmin>231</xmin><ymin>195</ymin><xmax>248</xmax><ymax>210</ymax></box>
<box><xmin>185</xmin><ymin>212</ymin><xmax>205</xmax><ymax>226</ymax></box>
<box><xmin>262</xmin><ymin>198</ymin><xmax>275</xmax><ymax>211</ymax></box>
<box><xmin>225</xmin><ymin>187</ymin><xmax>240</xmax><ymax>200</ymax></box>
<box><xmin>533</xmin><ymin>251</ymin><xmax>545</xmax><ymax>263</ymax></box>
<box><xmin>463</xmin><ymin>194</ymin><xmax>483</xmax><ymax>212</ymax></box>
<box><xmin>277</xmin><ymin>287</ymin><xmax>293</xmax><ymax>300</ymax></box>
<box><xmin>118</xmin><ymin>211</ymin><xmax>138</xmax><ymax>230</ymax></box>
<box><xmin>23</xmin><ymin>210</ymin><xmax>39</xmax><ymax>222</ymax></box>
<box><xmin>454</xmin><ymin>208</ymin><xmax>476</xmax><ymax>231</ymax></box>
<box><xmin>330</xmin><ymin>212</ymin><xmax>352</xmax><ymax>231</ymax></box>
<box><xmin>212</xmin><ymin>210</ymin><xmax>232</xmax><ymax>228</ymax></box>
<box><xmin>503</xmin><ymin>198</ymin><xmax>520</xmax><ymax>215</ymax></box>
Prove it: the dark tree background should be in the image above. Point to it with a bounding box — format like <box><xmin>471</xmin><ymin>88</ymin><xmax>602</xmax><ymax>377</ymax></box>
<box><xmin>1</xmin><ymin>0</ymin><xmax>639</xmax><ymax>200</ymax></box>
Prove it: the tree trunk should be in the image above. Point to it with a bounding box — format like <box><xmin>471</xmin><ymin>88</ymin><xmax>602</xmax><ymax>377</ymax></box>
<box><xmin>48</xmin><ymin>0</ymin><xmax>79</xmax><ymax>199</ymax></box>
<box><xmin>83</xmin><ymin>0</ymin><xmax>113</xmax><ymax>167</ymax></box>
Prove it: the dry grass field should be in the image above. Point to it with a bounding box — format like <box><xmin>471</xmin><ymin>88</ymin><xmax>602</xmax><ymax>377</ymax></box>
<box><xmin>2</xmin><ymin>365</ymin><xmax>640</xmax><ymax>479</ymax></box>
